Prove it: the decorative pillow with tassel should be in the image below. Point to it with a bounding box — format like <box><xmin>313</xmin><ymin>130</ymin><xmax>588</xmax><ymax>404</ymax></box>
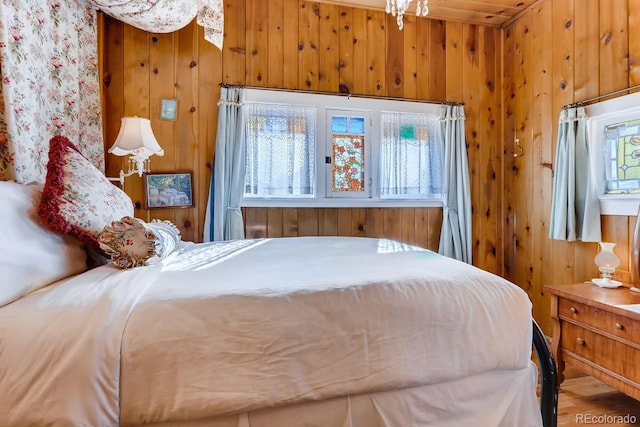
<box><xmin>38</xmin><ymin>135</ymin><xmax>134</xmax><ymax>252</ymax></box>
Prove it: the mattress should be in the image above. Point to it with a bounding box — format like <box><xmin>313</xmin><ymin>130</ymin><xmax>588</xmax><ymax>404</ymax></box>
<box><xmin>0</xmin><ymin>236</ymin><xmax>539</xmax><ymax>426</ymax></box>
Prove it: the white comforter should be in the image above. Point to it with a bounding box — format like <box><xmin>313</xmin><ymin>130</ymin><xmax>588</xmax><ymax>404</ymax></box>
<box><xmin>0</xmin><ymin>237</ymin><xmax>535</xmax><ymax>426</ymax></box>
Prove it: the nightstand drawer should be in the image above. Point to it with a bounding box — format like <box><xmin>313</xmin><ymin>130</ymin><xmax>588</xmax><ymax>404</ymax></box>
<box><xmin>561</xmin><ymin>323</ymin><xmax>640</xmax><ymax>383</ymax></box>
<box><xmin>558</xmin><ymin>297</ymin><xmax>638</xmax><ymax>342</ymax></box>
<box><xmin>546</xmin><ymin>283</ymin><xmax>640</xmax><ymax>400</ymax></box>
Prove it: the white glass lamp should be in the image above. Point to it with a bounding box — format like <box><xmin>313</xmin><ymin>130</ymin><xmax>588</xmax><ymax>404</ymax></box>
<box><xmin>592</xmin><ymin>242</ymin><xmax>622</xmax><ymax>288</ymax></box>
<box><xmin>107</xmin><ymin>116</ymin><xmax>164</xmax><ymax>186</ymax></box>
<box><xmin>386</xmin><ymin>0</ymin><xmax>429</xmax><ymax>30</ymax></box>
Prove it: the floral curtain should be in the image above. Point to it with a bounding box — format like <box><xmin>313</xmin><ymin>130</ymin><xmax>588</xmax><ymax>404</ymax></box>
<box><xmin>0</xmin><ymin>0</ymin><xmax>223</xmax><ymax>183</ymax></box>
<box><xmin>0</xmin><ymin>0</ymin><xmax>104</xmax><ymax>183</ymax></box>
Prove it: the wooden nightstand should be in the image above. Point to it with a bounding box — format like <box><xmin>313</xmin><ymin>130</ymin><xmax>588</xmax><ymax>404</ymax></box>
<box><xmin>544</xmin><ymin>283</ymin><xmax>640</xmax><ymax>401</ymax></box>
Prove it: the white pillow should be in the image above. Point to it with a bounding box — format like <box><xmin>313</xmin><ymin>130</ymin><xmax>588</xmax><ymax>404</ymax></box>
<box><xmin>0</xmin><ymin>181</ymin><xmax>87</xmax><ymax>307</ymax></box>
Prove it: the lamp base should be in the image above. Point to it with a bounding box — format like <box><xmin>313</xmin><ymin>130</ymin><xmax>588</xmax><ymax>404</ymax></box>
<box><xmin>591</xmin><ymin>277</ymin><xmax>623</xmax><ymax>288</ymax></box>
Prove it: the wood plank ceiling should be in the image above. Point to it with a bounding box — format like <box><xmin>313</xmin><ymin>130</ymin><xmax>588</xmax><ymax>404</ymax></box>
<box><xmin>312</xmin><ymin>0</ymin><xmax>539</xmax><ymax>27</ymax></box>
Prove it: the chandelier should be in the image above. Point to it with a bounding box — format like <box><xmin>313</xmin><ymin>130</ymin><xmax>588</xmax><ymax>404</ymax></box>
<box><xmin>385</xmin><ymin>0</ymin><xmax>429</xmax><ymax>30</ymax></box>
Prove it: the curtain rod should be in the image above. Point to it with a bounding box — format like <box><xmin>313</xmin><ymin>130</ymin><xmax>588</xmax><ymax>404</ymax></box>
<box><xmin>563</xmin><ymin>83</ymin><xmax>640</xmax><ymax>109</ymax></box>
<box><xmin>219</xmin><ymin>83</ymin><xmax>464</xmax><ymax>107</ymax></box>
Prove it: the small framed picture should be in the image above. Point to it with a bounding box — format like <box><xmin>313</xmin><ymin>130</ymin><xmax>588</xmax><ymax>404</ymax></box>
<box><xmin>144</xmin><ymin>172</ymin><xmax>194</xmax><ymax>209</ymax></box>
<box><xmin>160</xmin><ymin>98</ymin><xmax>178</xmax><ymax>121</ymax></box>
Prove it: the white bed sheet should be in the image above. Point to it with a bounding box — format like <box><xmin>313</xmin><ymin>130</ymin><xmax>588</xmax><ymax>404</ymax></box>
<box><xmin>133</xmin><ymin>364</ymin><xmax>542</xmax><ymax>427</ymax></box>
<box><xmin>0</xmin><ymin>236</ymin><xmax>539</xmax><ymax>426</ymax></box>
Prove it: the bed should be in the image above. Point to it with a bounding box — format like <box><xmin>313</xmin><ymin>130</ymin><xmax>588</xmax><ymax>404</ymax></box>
<box><xmin>0</xmin><ymin>137</ymin><xmax>557</xmax><ymax>427</ymax></box>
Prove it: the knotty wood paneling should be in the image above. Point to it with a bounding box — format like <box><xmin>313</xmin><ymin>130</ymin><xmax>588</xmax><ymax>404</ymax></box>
<box><xmin>599</xmin><ymin>0</ymin><xmax>629</xmax><ymax>97</ymax></box>
<box><xmin>299</xmin><ymin>2</ymin><xmax>320</xmax><ymax>91</ymax></box>
<box><xmin>504</xmin><ymin>0</ymin><xmax>640</xmax><ymax>333</ymax></box>
<box><xmin>366</xmin><ymin>10</ymin><xmax>386</xmax><ymax>96</ymax></box>
<box><xmin>386</xmin><ymin>18</ymin><xmax>405</xmax><ymax>98</ymax></box>
<box><xmin>502</xmin><ymin>23</ymin><xmax>516</xmax><ymax>281</ymax></box>
<box><xmin>243</xmin><ymin>207</ymin><xmax>442</xmax><ymax>251</ymax></box>
<box><xmin>312</xmin><ymin>0</ymin><xmax>539</xmax><ymax>28</ymax></box>
<box><xmin>318</xmin><ymin>3</ymin><xmax>340</xmax><ymax>92</ymax></box>
<box><xmin>173</xmin><ymin>25</ymin><xmax>199</xmax><ymax>242</ymax></box>
<box><xmin>463</xmin><ymin>24</ymin><xmax>480</xmax><ymax>269</ymax></box>
<box><xmin>148</xmin><ymin>32</ymin><xmax>177</xmax><ymax>228</ymax></box>
<box><xmin>478</xmin><ymin>26</ymin><xmax>500</xmax><ymax>274</ymax></box>
<box><xmin>514</xmin><ymin>12</ymin><xmax>533</xmax><ymax>295</ymax></box>
<box><xmin>530</xmin><ymin>0</ymin><xmax>553</xmax><ymax>330</ymax></box>
<box><xmin>246</xmin><ymin>0</ymin><xmax>268</xmax><ymax>87</ymax></box>
<box><xmin>338</xmin><ymin>7</ymin><xmax>355</xmax><ymax>94</ymax></box>
<box><xmin>630</xmin><ymin>2</ymin><xmax>640</xmax><ymax>86</ymax></box>
<box><xmin>283</xmin><ymin>0</ymin><xmax>300</xmax><ymax>86</ymax></box>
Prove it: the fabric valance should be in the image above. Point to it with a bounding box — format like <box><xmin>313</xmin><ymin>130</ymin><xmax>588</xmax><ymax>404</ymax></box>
<box><xmin>89</xmin><ymin>0</ymin><xmax>223</xmax><ymax>49</ymax></box>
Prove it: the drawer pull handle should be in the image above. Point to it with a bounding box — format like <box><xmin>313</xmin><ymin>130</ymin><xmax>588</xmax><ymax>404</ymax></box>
<box><xmin>576</xmin><ymin>337</ymin><xmax>586</xmax><ymax>346</ymax></box>
<box><xmin>570</xmin><ymin>307</ymin><xmax>578</xmax><ymax>314</ymax></box>
<box><xmin>616</xmin><ymin>323</ymin><xmax>624</xmax><ymax>330</ymax></box>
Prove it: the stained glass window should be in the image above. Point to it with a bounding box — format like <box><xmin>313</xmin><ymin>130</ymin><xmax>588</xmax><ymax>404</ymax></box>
<box><xmin>604</xmin><ymin>119</ymin><xmax>640</xmax><ymax>194</ymax></box>
<box><xmin>331</xmin><ymin>116</ymin><xmax>366</xmax><ymax>192</ymax></box>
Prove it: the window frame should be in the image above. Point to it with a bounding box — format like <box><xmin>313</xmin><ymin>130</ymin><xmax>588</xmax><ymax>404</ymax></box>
<box><xmin>587</xmin><ymin>91</ymin><xmax>640</xmax><ymax>215</ymax></box>
<box><xmin>243</xmin><ymin>102</ymin><xmax>317</xmax><ymax>199</ymax></box>
<box><xmin>240</xmin><ymin>88</ymin><xmax>446</xmax><ymax>208</ymax></box>
<box><xmin>325</xmin><ymin>109</ymin><xmax>372</xmax><ymax>199</ymax></box>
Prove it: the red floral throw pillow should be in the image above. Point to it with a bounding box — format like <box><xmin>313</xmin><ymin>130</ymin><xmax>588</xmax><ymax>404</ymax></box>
<box><xmin>38</xmin><ymin>135</ymin><xmax>134</xmax><ymax>251</ymax></box>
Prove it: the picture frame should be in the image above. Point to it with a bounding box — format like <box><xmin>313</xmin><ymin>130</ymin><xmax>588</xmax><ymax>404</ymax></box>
<box><xmin>144</xmin><ymin>172</ymin><xmax>194</xmax><ymax>209</ymax></box>
<box><xmin>160</xmin><ymin>98</ymin><xmax>178</xmax><ymax>121</ymax></box>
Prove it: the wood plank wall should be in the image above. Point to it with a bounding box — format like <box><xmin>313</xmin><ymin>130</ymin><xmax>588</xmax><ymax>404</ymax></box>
<box><xmin>100</xmin><ymin>1</ymin><xmax>502</xmax><ymax>265</ymax></box>
<box><xmin>243</xmin><ymin>207</ymin><xmax>442</xmax><ymax>251</ymax></box>
<box><xmin>503</xmin><ymin>0</ymin><xmax>640</xmax><ymax>332</ymax></box>
<box><xmin>101</xmin><ymin>18</ymin><xmax>220</xmax><ymax>243</ymax></box>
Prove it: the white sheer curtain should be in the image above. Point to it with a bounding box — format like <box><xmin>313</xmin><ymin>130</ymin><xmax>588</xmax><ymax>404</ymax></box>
<box><xmin>244</xmin><ymin>103</ymin><xmax>316</xmax><ymax>197</ymax></box>
<box><xmin>380</xmin><ymin>112</ymin><xmax>442</xmax><ymax>198</ymax></box>
<box><xmin>549</xmin><ymin>107</ymin><xmax>601</xmax><ymax>241</ymax></box>
<box><xmin>438</xmin><ymin>105</ymin><xmax>472</xmax><ymax>263</ymax></box>
<box><xmin>203</xmin><ymin>87</ymin><xmax>246</xmax><ymax>242</ymax></box>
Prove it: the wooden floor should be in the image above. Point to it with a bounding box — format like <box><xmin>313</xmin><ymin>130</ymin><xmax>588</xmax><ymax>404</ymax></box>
<box><xmin>557</xmin><ymin>366</ymin><xmax>640</xmax><ymax>427</ymax></box>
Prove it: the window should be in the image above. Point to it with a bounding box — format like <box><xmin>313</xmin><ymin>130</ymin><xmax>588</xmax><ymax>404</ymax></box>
<box><xmin>380</xmin><ymin>112</ymin><xmax>442</xmax><ymax>199</ymax></box>
<box><xmin>244</xmin><ymin>103</ymin><xmax>316</xmax><ymax>198</ymax></box>
<box><xmin>327</xmin><ymin>110</ymin><xmax>370</xmax><ymax>198</ymax></box>
<box><xmin>241</xmin><ymin>88</ymin><xmax>446</xmax><ymax>207</ymax></box>
<box><xmin>586</xmin><ymin>91</ymin><xmax>640</xmax><ymax>215</ymax></box>
<box><xmin>603</xmin><ymin>119</ymin><xmax>640</xmax><ymax>194</ymax></box>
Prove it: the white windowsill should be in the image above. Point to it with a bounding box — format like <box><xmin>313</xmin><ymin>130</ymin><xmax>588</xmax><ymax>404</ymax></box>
<box><xmin>599</xmin><ymin>195</ymin><xmax>640</xmax><ymax>216</ymax></box>
<box><xmin>241</xmin><ymin>198</ymin><xmax>443</xmax><ymax>208</ymax></box>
